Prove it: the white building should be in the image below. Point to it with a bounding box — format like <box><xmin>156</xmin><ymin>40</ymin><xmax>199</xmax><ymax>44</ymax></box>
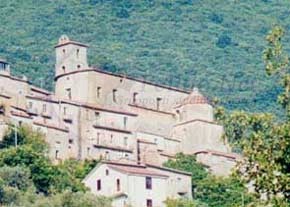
<box><xmin>83</xmin><ymin>161</ymin><xmax>192</xmax><ymax>207</ymax></box>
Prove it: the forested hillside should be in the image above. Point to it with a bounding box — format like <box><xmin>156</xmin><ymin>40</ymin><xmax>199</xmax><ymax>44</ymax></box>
<box><xmin>1</xmin><ymin>0</ymin><xmax>289</xmax><ymax>114</ymax></box>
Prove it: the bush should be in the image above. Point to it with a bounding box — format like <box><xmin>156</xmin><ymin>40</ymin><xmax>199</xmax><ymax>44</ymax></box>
<box><xmin>0</xmin><ymin>166</ymin><xmax>33</xmax><ymax>191</ymax></box>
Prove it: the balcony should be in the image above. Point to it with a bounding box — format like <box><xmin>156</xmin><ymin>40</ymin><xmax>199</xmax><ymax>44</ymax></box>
<box><xmin>93</xmin><ymin>143</ymin><xmax>133</xmax><ymax>153</ymax></box>
<box><xmin>26</xmin><ymin>107</ymin><xmax>38</xmax><ymax>116</ymax></box>
<box><xmin>41</xmin><ymin>111</ymin><xmax>52</xmax><ymax>119</ymax></box>
<box><xmin>93</xmin><ymin>124</ymin><xmax>132</xmax><ymax>134</ymax></box>
<box><xmin>63</xmin><ymin>114</ymin><xmax>73</xmax><ymax>123</ymax></box>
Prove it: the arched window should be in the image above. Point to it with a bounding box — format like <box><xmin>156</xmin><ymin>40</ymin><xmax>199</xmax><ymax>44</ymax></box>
<box><xmin>76</xmin><ymin>49</ymin><xmax>80</xmax><ymax>58</ymax></box>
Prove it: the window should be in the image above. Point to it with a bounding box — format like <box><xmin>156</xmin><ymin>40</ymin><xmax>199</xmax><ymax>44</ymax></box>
<box><xmin>97</xmin><ymin>179</ymin><xmax>101</xmax><ymax>191</ymax></box>
<box><xmin>105</xmin><ymin>151</ymin><xmax>110</xmax><ymax>160</ymax></box>
<box><xmin>156</xmin><ymin>97</ymin><xmax>162</xmax><ymax>110</ymax></box>
<box><xmin>28</xmin><ymin>102</ymin><xmax>33</xmax><ymax>109</ymax></box>
<box><xmin>95</xmin><ymin>112</ymin><xmax>100</xmax><ymax>125</ymax></box>
<box><xmin>97</xmin><ymin>87</ymin><xmax>101</xmax><ymax>98</ymax></box>
<box><xmin>133</xmin><ymin>92</ymin><xmax>138</xmax><ymax>104</ymax></box>
<box><xmin>63</xmin><ymin>49</ymin><xmax>66</xmax><ymax>54</ymax></box>
<box><xmin>63</xmin><ymin>107</ymin><xmax>67</xmax><ymax>115</ymax></box>
<box><xmin>110</xmin><ymin>134</ymin><xmax>113</xmax><ymax>143</ymax></box>
<box><xmin>76</xmin><ymin>49</ymin><xmax>80</xmax><ymax>58</ymax></box>
<box><xmin>146</xmin><ymin>199</ymin><xmax>153</xmax><ymax>207</ymax></box>
<box><xmin>116</xmin><ymin>179</ymin><xmax>120</xmax><ymax>191</ymax></box>
<box><xmin>97</xmin><ymin>133</ymin><xmax>100</xmax><ymax>144</ymax></box>
<box><xmin>106</xmin><ymin>169</ymin><xmax>109</xmax><ymax>176</ymax></box>
<box><xmin>77</xmin><ymin>65</ymin><xmax>81</xmax><ymax>69</ymax></box>
<box><xmin>66</xmin><ymin>88</ymin><xmax>72</xmax><ymax>100</ymax></box>
<box><xmin>69</xmin><ymin>139</ymin><xmax>73</xmax><ymax>144</ymax></box>
<box><xmin>112</xmin><ymin>89</ymin><xmax>117</xmax><ymax>103</ymax></box>
<box><xmin>87</xmin><ymin>147</ymin><xmax>90</xmax><ymax>156</ymax></box>
<box><xmin>176</xmin><ymin>109</ymin><xmax>181</xmax><ymax>121</ymax></box>
<box><xmin>123</xmin><ymin>117</ymin><xmax>128</xmax><ymax>129</ymax></box>
<box><xmin>55</xmin><ymin>150</ymin><xmax>59</xmax><ymax>159</ymax></box>
<box><xmin>123</xmin><ymin>137</ymin><xmax>128</xmax><ymax>146</ymax></box>
<box><xmin>146</xmin><ymin>177</ymin><xmax>152</xmax><ymax>189</ymax></box>
<box><xmin>42</xmin><ymin>104</ymin><xmax>47</xmax><ymax>113</ymax></box>
<box><xmin>62</xmin><ymin>66</ymin><xmax>66</xmax><ymax>73</ymax></box>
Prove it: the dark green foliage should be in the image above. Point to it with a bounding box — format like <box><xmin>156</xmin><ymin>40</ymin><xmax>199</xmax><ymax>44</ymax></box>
<box><xmin>0</xmin><ymin>125</ymin><xmax>47</xmax><ymax>151</ymax></box>
<box><xmin>0</xmin><ymin>0</ymin><xmax>289</xmax><ymax>115</ymax></box>
<box><xmin>195</xmin><ymin>177</ymin><xmax>253</xmax><ymax>207</ymax></box>
<box><xmin>0</xmin><ymin>166</ymin><xmax>33</xmax><ymax>191</ymax></box>
<box><xmin>163</xmin><ymin>153</ymin><xmax>208</xmax><ymax>189</ymax></box>
<box><xmin>164</xmin><ymin>153</ymin><xmax>254</xmax><ymax>207</ymax></box>
<box><xmin>0</xmin><ymin>126</ymin><xmax>105</xmax><ymax>206</ymax></box>
<box><xmin>0</xmin><ymin>126</ymin><xmax>95</xmax><ymax>194</ymax></box>
<box><xmin>216</xmin><ymin>34</ymin><xmax>232</xmax><ymax>48</ymax></box>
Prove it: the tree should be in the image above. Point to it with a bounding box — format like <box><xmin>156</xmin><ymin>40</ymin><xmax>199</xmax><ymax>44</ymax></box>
<box><xmin>0</xmin><ymin>166</ymin><xmax>33</xmax><ymax>191</ymax></box>
<box><xmin>165</xmin><ymin>198</ymin><xmax>205</xmax><ymax>207</ymax></box>
<box><xmin>163</xmin><ymin>153</ymin><xmax>254</xmax><ymax>207</ymax></box>
<box><xmin>263</xmin><ymin>26</ymin><xmax>290</xmax><ymax>120</ymax></box>
<box><xmin>216</xmin><ymin>26</ymin><xmax>290</xmax><ymax>206</ymax></box>
<box><xmin>0</xmin><ymin>124</ymin><xmax>47</xmax><ymax>152</ymax></box>
<box><xmin>163</xmin><ymin>153</ymin><xmax>208</xmax><ymax>190</ymax></box>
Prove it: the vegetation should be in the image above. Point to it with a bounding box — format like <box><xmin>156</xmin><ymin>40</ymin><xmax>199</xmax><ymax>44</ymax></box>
<box><xmin>1</xmin><ymin>0</ymin><xmax>290</xmax><ymax>115</ymax></box>
<box><xmin>0</xmin><ymin>125</ymin><xmax>110</xmax><ymax>206</ymax></box>
<box><xmin>164</xmin><ymin>153</ymin><xmax>254</xmax><ymax>207</ymax></box>
<box><xmin>164</xmin><ymin>26</ymin><xmax>289</xmax><ymax>207</ymax></box>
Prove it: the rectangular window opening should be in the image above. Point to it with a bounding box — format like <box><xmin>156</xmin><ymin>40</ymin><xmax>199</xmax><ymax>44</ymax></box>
<box><xmin>146</xmin><ymin>177</ymin><xmax>152</xmax><ymax>190</ymax></box>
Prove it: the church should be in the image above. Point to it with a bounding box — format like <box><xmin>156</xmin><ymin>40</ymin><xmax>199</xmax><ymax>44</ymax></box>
<box><xmin>0</xmin><ymin>36</ymin><xmax>240</xmax><ymax>206</ymax></box>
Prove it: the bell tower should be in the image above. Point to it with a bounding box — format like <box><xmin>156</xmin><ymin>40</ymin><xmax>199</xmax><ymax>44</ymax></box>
<box><xmin>55</xmin><ymin>35</ymin><xmax>89</xmax><ymax>77</ymax></box>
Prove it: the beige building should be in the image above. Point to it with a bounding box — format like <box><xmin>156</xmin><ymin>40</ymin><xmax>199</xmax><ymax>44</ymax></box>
<box><xmin>0</xmin><ymin>36</ymin><xmax>239</xmax><ymax>178</ymax></box>
<box><xmin>83</xmin><ymin>161</ymin><xmax>192</xmax><ymax>207</ymax></box>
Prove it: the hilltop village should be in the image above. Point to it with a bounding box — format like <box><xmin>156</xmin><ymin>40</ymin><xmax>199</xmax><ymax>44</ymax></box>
<box><xmin>0</xmin><ymin>36</ymin><xmax>240</xmax><ymax>207</ymax></box>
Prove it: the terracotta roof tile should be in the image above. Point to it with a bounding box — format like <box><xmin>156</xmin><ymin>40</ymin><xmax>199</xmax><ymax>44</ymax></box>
<box><xmin>108</xmin><ymin>164</ymin><xmax>168</xmax><ymax>178</ymax></box>
<box><xmin>194</xmin><ymin>150</ymin><xmax>241</xmax><ymax>160</ymax></box>
<box><xmin>180</xmin><ymin>88</ymin><xmax>208</xmax><ymax>106</ymax></box>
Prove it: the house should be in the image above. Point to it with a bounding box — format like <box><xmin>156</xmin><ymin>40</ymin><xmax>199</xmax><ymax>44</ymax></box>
<box><xmin>83</xmin><ymin>161</ymin><xmax>192</xmax><ymax>207</ymax></box>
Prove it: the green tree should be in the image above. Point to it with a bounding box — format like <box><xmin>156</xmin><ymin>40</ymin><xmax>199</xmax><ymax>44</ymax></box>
<box><xmin>263</xmin><ymin>26</ymin><xmax>290</xmax><ymax>120</ymax></box>
<box><xmin>0</xmin><ymin>166</ymin><xmax>33</xmax><ymax>191</ymax></box>
<box><xmin>164</xmin><ymin>153</ymin><xmax>253</xmax><ymax>207</ymax></box>
<box><xmin>164</xmin><ymin>153</ymin><xmax>208</xmax><ymax>191</ymax></box>
<box><xmin>216</xmin><ymin>26</ymin><xmax>290</xmax><ymax>206</ymax></box>
<box><xmin>165</xmin><ymin>198</ymin><xmax>206</xmax><ymax>207</ymax></box>
<box><xmin>0</xmin><ymin>125</ymin><xmax>47</xmax><ymax>152</ymax></box>
<box><xmin>0</xmin><ymin>126</ymin><xmax>88</xmax><ymax>194</ymax></box>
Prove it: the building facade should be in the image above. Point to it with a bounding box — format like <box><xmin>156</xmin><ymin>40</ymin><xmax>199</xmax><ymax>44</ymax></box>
<box><xmin>0</xmin><ymin>36</ymin><xmax>240</xmax><ymax>177</ymax></box>
<box><xmin>83</xmin><ymin>161</ymin><xmax>192</xmax><ymax>207</ymax></box>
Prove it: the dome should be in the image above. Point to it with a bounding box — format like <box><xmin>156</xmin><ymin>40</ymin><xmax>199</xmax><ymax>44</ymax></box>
<box><xmin>180</xmin><ymin>87</ymin><xmax>208</xmax><ymax>105</ymax></box>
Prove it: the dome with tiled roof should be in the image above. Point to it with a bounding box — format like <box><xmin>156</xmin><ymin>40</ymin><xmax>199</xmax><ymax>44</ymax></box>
<box><xmin>180</xmin><ymin>87</ymin><xmax>208</xmax><ymax>106</ymax></box>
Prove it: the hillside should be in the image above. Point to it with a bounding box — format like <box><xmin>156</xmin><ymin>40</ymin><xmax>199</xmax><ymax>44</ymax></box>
<box><xmin>0</xmin><ymin>0</ymin><xmax>289</xmax><ymax>114</ymax></box>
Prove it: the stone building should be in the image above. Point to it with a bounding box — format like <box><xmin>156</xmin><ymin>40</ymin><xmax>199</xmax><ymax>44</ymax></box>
<box><xmin>0</xmin><ymin>36</ymin><xmax>240</xmax><ymax>178</ymax></box>
<box><xmin>83</xmin><ymin>161</ymin><xmax>192</xmax><ymax>207</ymax></box>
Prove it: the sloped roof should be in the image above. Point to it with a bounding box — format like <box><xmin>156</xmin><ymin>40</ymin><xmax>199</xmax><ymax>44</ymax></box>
<box><xmin>108</xmin><ymin>164</ymin><xmax>168</xmax><ymax>178</ymax></box>
<box><xmin>194</xmin><ymin>150</ymin><xmax>241</xmax><ymax>160</ymax></box>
